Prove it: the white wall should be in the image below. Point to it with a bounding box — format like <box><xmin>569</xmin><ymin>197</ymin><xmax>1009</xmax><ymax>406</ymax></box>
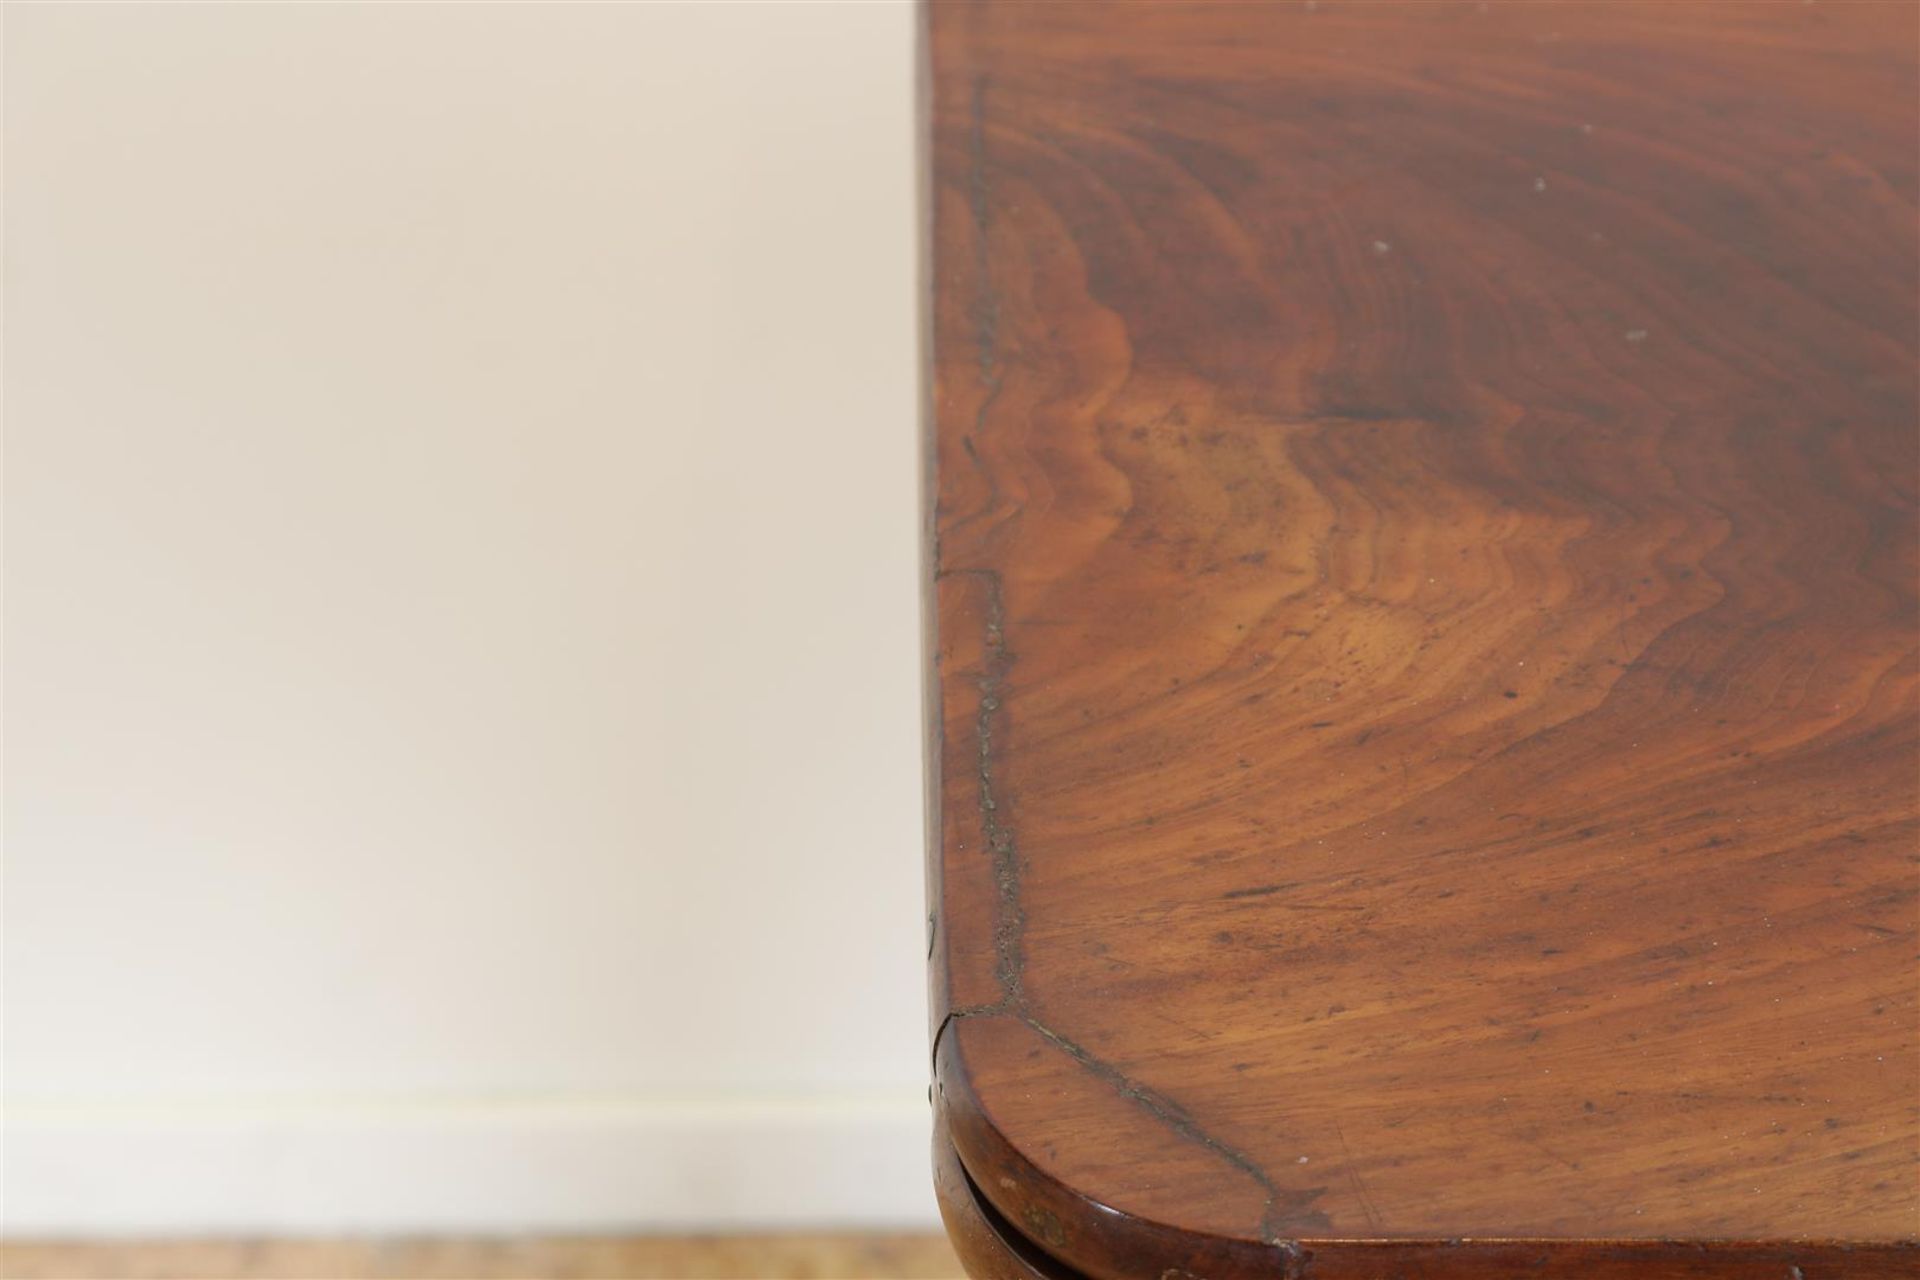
<box><xmin>3</xmin><ymin>0</ymin><xmax>930</xmax><ymax>1233</ymax></box>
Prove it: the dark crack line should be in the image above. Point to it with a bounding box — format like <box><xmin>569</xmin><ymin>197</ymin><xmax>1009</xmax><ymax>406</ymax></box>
<box><xmin>1017</xmin><ymin>1015</ymin><xmax>1321</xmax><ymax>1243</ymax></box>
<box><xmin>951</xmin><ymin>76</ymin><xmax>1020</xmax><ymax>1012</ymax></box>
<box><xmin>934</xmin><ymin>567</ymin><xmax>1314</xmax><ymax>1244</ymax></box>
<box><xmin>932</xmin><ymin>69</ymin><xmax>1310</xmax><ymax>1260</ymax></box>
<box><xmin>973</xmin><ymin>570</ymin><xmax>1025</xmax><ymax>1003</ymax></box>
<box><xmin>934</xmin><ymin>568</ymin><xmax>1023</xmax><ymax>1017</ymax></box>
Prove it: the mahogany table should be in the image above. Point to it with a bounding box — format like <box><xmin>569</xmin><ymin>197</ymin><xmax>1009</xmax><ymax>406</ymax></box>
<box><xmin>921</xmin><ymin>3</ymin><xmax>1919</xmax><ymax>1277</ymax></box>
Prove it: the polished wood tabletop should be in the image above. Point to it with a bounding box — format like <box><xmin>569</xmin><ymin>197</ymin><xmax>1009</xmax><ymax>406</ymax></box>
<box><xmin>921</xmin><ymin>3</ymin><xmax>1919</xmax><ymax>1277</ymax></box>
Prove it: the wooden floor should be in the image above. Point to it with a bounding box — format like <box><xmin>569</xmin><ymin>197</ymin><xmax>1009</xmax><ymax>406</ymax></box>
<box><xmin>0</xmin><ymin>1235</ymin><xmax>967</xmax><ymax>1280</ymax></box>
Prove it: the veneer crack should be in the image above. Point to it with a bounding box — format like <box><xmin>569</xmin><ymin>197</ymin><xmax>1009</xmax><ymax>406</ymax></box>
<box><xmin>937</xmin><ymin>563</ymin><xmax>1324</xmax><ymax>1246</ymax></box>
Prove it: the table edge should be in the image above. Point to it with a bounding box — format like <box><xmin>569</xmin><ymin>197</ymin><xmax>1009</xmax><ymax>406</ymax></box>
<box><xmin>932</xmin><ymin>1013</ymin><xmax>1920</xmax><ymax>1280</ymax></box>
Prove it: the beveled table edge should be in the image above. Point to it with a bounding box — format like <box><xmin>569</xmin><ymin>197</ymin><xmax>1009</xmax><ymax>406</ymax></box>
<box><xmin>935</xmin><ymin>1092</ymin><xmax>1085</xmax><ymax>1280</ymax></box>
<box><xmin>933</xmin><ymin>1016</ymin><xmax>1920</xmax><ymax>1280</ymax></box>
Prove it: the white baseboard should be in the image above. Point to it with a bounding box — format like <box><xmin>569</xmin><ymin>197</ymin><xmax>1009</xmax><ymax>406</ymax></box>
<box><xmin>2</xmin><ymin>1093</ymin><xmax>941</xmax><ymax>1235</ymax></box>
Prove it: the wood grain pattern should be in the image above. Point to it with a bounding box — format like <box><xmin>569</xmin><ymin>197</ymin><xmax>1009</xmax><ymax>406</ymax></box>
<box><xmin>934</xmin><ymin>1099</ymin><xmax>1073</xmax><ymax>1280</ymax></box>
<box><xmin>923</xmin><ymin>2</ymin><xmax>1920</xmax><ymax>1276</ymax></box>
